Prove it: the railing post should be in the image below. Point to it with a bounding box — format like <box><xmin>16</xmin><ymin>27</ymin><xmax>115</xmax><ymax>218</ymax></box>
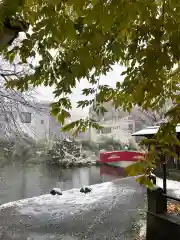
<box><xmin>162</xmin><ymin>162</ymin><xmax>167</xmax><ymax>194</ymax></box>
<box><xmin>147</xmin><ymin>186</ymin><xmax>167</xmax><ymax>214</ymax></box>
<box><xmin>146</xmin><ymin>185</ymin><xmax>168</xmax><ymax>240</ymax></box>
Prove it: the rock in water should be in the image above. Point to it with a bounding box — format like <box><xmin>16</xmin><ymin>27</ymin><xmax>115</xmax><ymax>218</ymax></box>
<box><xmin>80</xmin><ymin>187</ymin><xmax>92</xmax><ymax>194</ymax></box>
<box><xmin>50</xmin><ymin>188</ymin><xmax>62</xmax><ymax>195</ymax></box>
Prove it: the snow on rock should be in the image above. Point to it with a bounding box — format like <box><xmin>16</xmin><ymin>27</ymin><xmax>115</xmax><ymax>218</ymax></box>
<box><xmin>50</xmin><ymin>188</ymin><xmax>62</xmax><ymax>195</ymax></box>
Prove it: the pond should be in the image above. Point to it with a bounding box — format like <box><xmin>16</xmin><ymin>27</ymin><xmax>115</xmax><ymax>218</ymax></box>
<box><xmin>0</xmin><ymin>161</ymin><xmax>127</xmax><ymax>205</ymax></box>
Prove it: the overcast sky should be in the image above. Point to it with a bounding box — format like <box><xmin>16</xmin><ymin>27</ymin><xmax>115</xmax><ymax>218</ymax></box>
<box><xmin>13</xmin><ymin>33</ymin><xmax>125</xmax><ymax>120</ymax></box>
<box><xmin>36</xmin><ymin>64</ymin><xmax>125</xmax><ymax>120</ymax></box>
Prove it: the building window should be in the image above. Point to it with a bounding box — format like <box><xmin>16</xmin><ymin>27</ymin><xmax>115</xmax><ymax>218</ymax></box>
<box><xmin>128</xmin><ymin>115</ymin><xmax>133</xmax><ymax>120</ymax></box>
<box><xmin>128</xmin><ymin>123</ymin><xmax>134</xmax><ymax>132</ymax></box>
<box><xmin>41</xmin><ymin>119</ymin><xmax>44</xmax><ymax>124</ymax></box>
<box><xmin>102</xmin><ymin>127</ymin><xmax>111</xmax><ymax>134</ymax></box>
<box><xmin>21</xmin><ymin>112</ymin><xmax>31</xmax><ymax>123</ymax></box>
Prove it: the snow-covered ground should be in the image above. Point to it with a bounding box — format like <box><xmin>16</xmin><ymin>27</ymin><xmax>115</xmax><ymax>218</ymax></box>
<box><xmin>0</xmin><ymin>176</ymin><xmax>179</xmax><ymax>239</ymax></box>
<box><xmin>0</xmin><ymin>179</ymin><xmax>135</xmax><ymax>215</ymax></box>
<box><xmin>0</xmin><ymin>181</ymin><xmax>118</xmax><ymax>214</ymax></box>
<box><xmin>156</xmin><ymin>177</ymin><xmax>180</xmax><ymax>197</ymax></box>
<box><xmin>0</xmin><ymin>176</ymin><xmax>180</xmax><ymax>211</ymax></box>
<box><xmin>0</xmin><ymin>177</ymin><xmax>145</xmax><ymax>239</ymax></box>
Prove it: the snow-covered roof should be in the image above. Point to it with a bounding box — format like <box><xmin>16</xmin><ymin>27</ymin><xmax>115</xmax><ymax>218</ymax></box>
<box><xmin>132</xmin><ymin>124</ymin><xmax>180</xmax><ymax>136</ymax></box>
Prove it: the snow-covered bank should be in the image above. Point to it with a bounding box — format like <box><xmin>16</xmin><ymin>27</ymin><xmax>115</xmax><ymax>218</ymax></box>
<box><xmin>0</xmin><ymin>181</ymin><xmax>115</xmax><ymax>210</ymax></box>
<box><xmin>0</xmin><ymin>177</ymin><xmax>145</xmax><ymax>240</ymax></box>
<box><xmin>0</xmin><ymin>175</ymin><xmax>179</xmax><ymax>239</ymax></box>
<box><xmin>0</xmin><ymin>178</ymin><xmax>136</xmax><ymax>213</ymax></box>
<box><xmin>1</xmin><ymin>176</ymin><xmax>180</xmax><ymax>211</ymax></box>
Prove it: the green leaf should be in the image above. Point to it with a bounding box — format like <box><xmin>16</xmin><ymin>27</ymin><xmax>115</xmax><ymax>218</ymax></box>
<box><xmin>77</xmin><ymin>100</ymin><xmax>92</xmax><ymax>108</ymax></box>
<box><xmin>9</xmin><ymin>52</ymin><xmax>16</xmax><ymax>63</ymax></box>
<box><xmin>136</xmin><ymin>176</ymin><xmax>153</xmax><ymax>190</ymax></box>
<box><xmin>82</xmin><ymin>88</ymin><xmax>95</xmax><ymax>96</ymax></box>
<box><xmin>51</xmin><ymin>107</ymin><xmax>60</xmax><ymax>116</ymax></box>
<box><xmin>61</xmin><ymin>120</ymin><xmax>79</xmax><ymax>132</ymax></box>
<box><xmin>57</xmin><ymin>109</ymin><xmax>71</xmax><ymax>125</ymax></box>
<box><xmin>126</xmin><ymin>160</ymin><xmax>147</xmax><ymax>176</ymax></box>
<box><xmin>65</xmin><ymin>18</ymin><xmax>77</xmax><ymax>40</ymax></box>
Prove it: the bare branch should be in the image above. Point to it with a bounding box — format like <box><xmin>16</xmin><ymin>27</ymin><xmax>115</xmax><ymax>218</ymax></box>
<box><xmin>0</xmin><ymin>57</ymin><xmax>47</xmax><ymax>141</ymax></box>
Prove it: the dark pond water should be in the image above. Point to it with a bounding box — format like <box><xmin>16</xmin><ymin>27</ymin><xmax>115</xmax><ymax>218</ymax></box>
<box><xmin>0</xmin><ymin>161</ymin><xmax>127</xmax><ymax>205</ymax></box>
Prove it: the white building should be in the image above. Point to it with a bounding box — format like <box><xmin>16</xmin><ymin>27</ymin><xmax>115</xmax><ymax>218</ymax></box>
<box><xmin>89</xmin><ymin>118</ymin><xmax>134</xmax><ymax>143</ymax></box>
<box><xmin>89</xmin><ymin>101</ymin><xmax>157</xmax><ymax>143</ymax></box>
<box><xmin>0</xmin><ymin>101</ymin><xmax>71</xmax><ymax>142</ymax></box>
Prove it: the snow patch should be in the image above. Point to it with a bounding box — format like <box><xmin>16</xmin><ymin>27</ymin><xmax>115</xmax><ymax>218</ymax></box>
<box><xmin>156</xmin><ymin>177</ymin><xmax>180</xmax><ymax>197</ymax></box>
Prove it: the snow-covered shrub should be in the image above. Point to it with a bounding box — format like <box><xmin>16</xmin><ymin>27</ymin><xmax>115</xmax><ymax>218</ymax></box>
<box><xmin>46</xmin><ymin>138</ymin><xmax>81</xmax><ymax>166</ymax></box>
<box><xmin>2</xmin><ymin>133</ymin><xmax>37</xmax><ymax>160</ymax></box>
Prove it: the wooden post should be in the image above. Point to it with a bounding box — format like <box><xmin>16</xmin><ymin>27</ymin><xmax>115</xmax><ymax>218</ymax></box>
<box><xmin>176</xmin><ymin>145</ymin><xmax>180</xmax><ymax>170</ymax></box>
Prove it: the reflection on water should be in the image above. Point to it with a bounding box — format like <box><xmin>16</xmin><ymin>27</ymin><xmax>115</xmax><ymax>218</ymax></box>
<box><xmin>0</xmin><ymin>161</ymin><xmax>126</xmax><ymax>205</ymax></box>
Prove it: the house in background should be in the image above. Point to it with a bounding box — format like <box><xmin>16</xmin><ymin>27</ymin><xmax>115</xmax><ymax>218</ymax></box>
<box><xmin>48</xmin><ymin>114</ymin><xmax>72</xmax><ymax>141</ymax></box>
<box><xmin>0</xmin><ymin>98</ymin><xmax>158</xmax><ymax>143</ymax></box>
<box><xmin>0</xmin><ymin>100</ymin><xmax>72</xmax><ymax>142</ymax></box>
<box><xmin>89</xmin><ymin>101</ymin><xmax>157</xmax><ymax>142</ymax></box>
